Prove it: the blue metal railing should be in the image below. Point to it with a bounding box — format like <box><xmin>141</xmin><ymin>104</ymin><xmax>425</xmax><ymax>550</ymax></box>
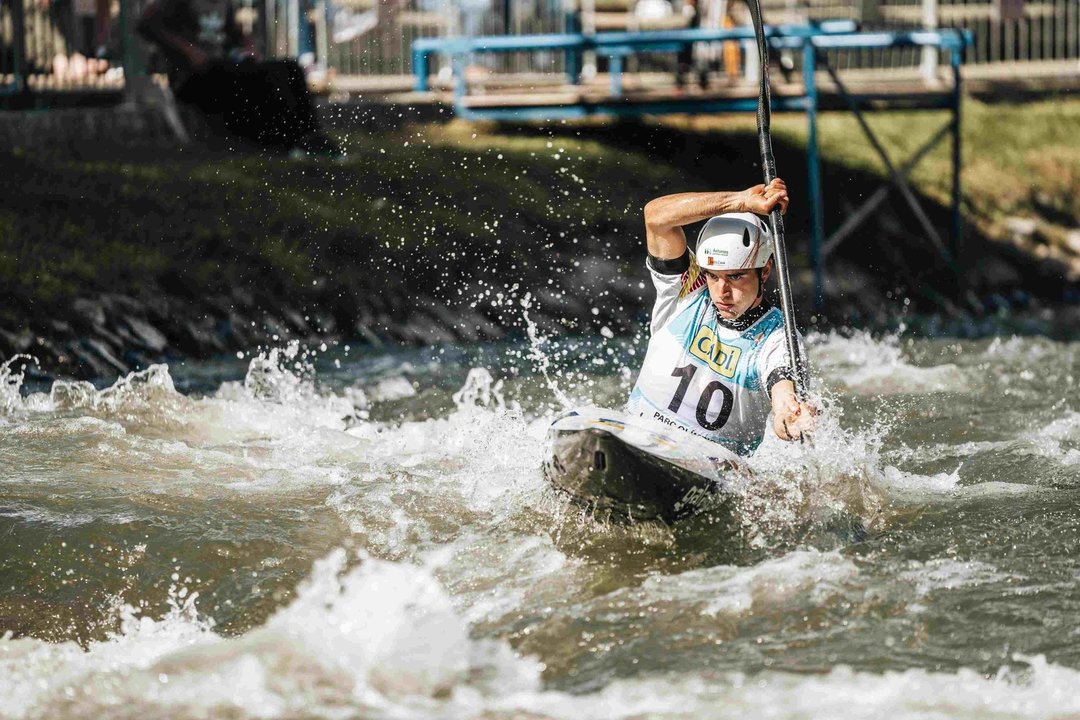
<box><xmin>411</xmin><ymin>20</ymin><xmax>863</xmax><ymax>91</ymax></box>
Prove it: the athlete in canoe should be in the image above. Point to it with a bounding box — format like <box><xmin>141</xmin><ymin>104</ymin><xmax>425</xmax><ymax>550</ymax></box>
<box><xmin>626</xmin><ymin>178</ymin><xmax>816</xmax><ymax>455</ymax></box>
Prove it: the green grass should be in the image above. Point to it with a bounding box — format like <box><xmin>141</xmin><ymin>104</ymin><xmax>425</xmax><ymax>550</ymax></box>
<box><xmin>660</xmin><ymin>97</ymin><xmax>1080</xmax><ymax>281</ymax></box>
<box><xmin>674</xmin><ymin>98</ymin><xmax>1080</xmax><ymax>248</ymax></box>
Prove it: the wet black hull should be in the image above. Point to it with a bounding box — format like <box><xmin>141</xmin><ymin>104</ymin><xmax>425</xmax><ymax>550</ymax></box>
<box><xmin>543</xmin><ymin>422</ymin><xmax>735</xmax><ymax>524</ymax></box>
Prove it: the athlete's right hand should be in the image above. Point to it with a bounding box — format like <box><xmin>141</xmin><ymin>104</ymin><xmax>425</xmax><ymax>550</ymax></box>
<box><xmin>770</xmin><ymin>379</ymin><xmax>817</xmax><ymax>442</ymax></box>
<box><xmin>774</xmin><ymin>399</ymin><xmax>816</xmax><ymax>442</ymax></box>
<box><xmin>743</xmin><ymin>178</ymin><xmax>789</xmax><ymax>216</ymax></box>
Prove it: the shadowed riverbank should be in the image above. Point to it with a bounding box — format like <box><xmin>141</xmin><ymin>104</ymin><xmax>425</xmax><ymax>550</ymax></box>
<box><xmin>3</xmin><ymin>97</ymin><xmax>1079</xmax><ymax>381</ymax></box>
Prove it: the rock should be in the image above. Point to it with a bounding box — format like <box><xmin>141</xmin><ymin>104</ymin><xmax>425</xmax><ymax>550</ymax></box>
<box><xmin>218</xmin><ymin>311</ymin><xmax>255</xmax><ymax>349</ymax></box>
<box><xmin>282</xmin><ymin>308</ymin><xmax>311</xmax><ymax>335</ymax></box>
<box><xmin>310</xmin><ymin>312</ymin><xmax>337</xmax><ymax>335</ymax></box>
<box><xmin>230</xmin><ymin>287</ymin><xmax>255</xmax><ymax>308</ymax></box>
<box><xmin>101</xmin><ymin>293</ymin><xmax>144</xmax><ymax>315</ymax></box>
<box><xmin>1005</xmin><ymin>217</ymin><xmax>1038</xmax><ymax>242</ymax></box>
<box><xmin>123</xmin><ymin>348</ymin><xmax>152</xmax><ymax>370</ymax></box>
<box><xmin>465</xmin><ymin>309</ymin><xmax>504</xmax><ymax>340</ymax></box>
<box><xmin>204</xmin><ymin>295</ymin><xmax>235</xmax><ymax>316</ymax></box>
<box><xmin>352</xmin><ymin>322</ymin><xmax>383</xmax><ymax>346</ymax></box>
<box><xmin>536</xmin><ymin>287</ymin><xmax>587</xmax><ymax>318</ymax></box>
<box><xmin>123</xmin><ymin>315</ymin><xmax>169</xmax><ymax>353</ymax></box>
<box><xmin>412</xmin><ymin>310</ymin><xmax>458</xmax><ymax>344</ymax></box>
<box><xmin>142</xmin><ymin>294</ymin><xmax>171</xmax><ymax>323</ymax></box>
<box><xmin>970</xmin><ymin>256</ymin><xmax>1021</xmax><ymax>289</ymax></box>
<box><xmin>1009</xmin><ymin>289</ymin><xmax>1033</xmax><ymax>309</ymax></box>
<box><xmin>183</xmin><ymin>320</ymin><xmax>226</xmax><ymax>355</ymax></box>
<box><xmin>83</xmin><ymin>337</ymin><xmax>129</xmax><ymax>374</ymax></box>
<box><xmin>1065</xmin><ymin>230</ymin><xmax>1080</xmax><ymax>256</ymax></box>
<box><xmin>388</xmin><ymin>319</ymin><xmax>427</xmax><ymax>346</ymax></box>
<box><xmin>261</xmin><ymin>315</ymin><xmax>290</xmax><ymax>340</ymax></box>
<box><xmin>110</xmin><ymin>322</ymin><xmax>142</xmax><ymax>351</ymax></box>
<box><xmin>427</xmin><ymin>304</ymin><xmax>478</xmax><ymax>342</ymax></box>
<box><xmin>91</xmin><ymin>323</ymin><xmax>128</xmax><ymax>353</ymax></box>
<box><xmin>65</xmin><ymin>341</ymin><xmax>112</xmax><ymax>379</ymax></box>
<box><xmin>47</xmin><ymin>319</ymin><xmax>75</xmax><ymax>337</ymax></box>
<box><xmin>72</xmin><ymin>298</ymin><xmax>106</xmax><ymax>328</ymax></box>
<box><xmin>0</xmin><ymin>328</ymin><xmax>33</xmax><ymax>354</ymax></box>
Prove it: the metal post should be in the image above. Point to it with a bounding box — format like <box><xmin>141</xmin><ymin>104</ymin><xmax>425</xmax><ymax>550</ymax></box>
<box><xmin>565</xmin><ymin>8</ymin><xmax>581</xmax><ymax>84</ymax></box>
<box><xmin>821</xmin><ymin>55</ymin><xmax>954</xmax><ymax>269</ymax></box>
<box><xmin>120</xmin><ymin>0</ymin><xmax>146</xmax><ymax>83</ymax></box>
<box><xmin>315</xmin><ymin>0</ymin><xmax>329</xmax><ymax>69</ymax></box>
<box><xmin>11</xmin><ymin>0</ymin><xmax>27</xmax><ymax>94</ymax></box>
<box><xmin>298</xmin><ymin>0</ymin><xmax>314</xmax><ymax>61</ymax></box>
<box><xmin>264</xmin><ymin>0</ymin><xmax>276</xmax><ymax>58</ymax></box>
<box><xmin>453</xmin><ymin>49</ymin><xmax>467</xmax><ymax>98</ymax></box>
<box><xmin>742</xmin><ymin>39</ymin><xmax>757</xmax><ymax>83</ymax></box>
<box><xmin>581</xmin><ymin>0</ymin><xmax>596</xmax><ymax>80</ymax></box>
<box><xmin>609</xmin><ymin>53</ymin><xmax>622</xmax><ymax>95</ymax></box>
<box><xmin>288</xmin><ymin>0</ymin><xmax>301</xmax><ymax>55</ymax></box>
<box><xmin>951</xmin><ymin>43</ymin><xmax>963</xmax><ymax>259</ymax></box>
<box><xmin>920</xmin><ymin>0</ymin><xmax>939</xmax><ymax>80</ymax></box>
<box><xmin>803</xmin><ymin>40</ymin><xmax>823</xmax><ymax>310</ymax></box>
<box><xmin>414</xmin><ymin>48</ymin><xmax>430</xmax><ymax>90</ymax></box>
<box><xmin>859</xmin><ymin>0</ymin><xmax>881</xmax><ymax>24</ymax></box>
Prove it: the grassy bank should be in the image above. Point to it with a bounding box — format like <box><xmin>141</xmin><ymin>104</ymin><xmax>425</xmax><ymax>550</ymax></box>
<box><xmin>779</xmin><ymin>97</ymin><xmax>1080</xmax><ymax>267</ymax></box>
<box><xmin>611</xmin><ymin>97</ymin><xmax>1080</xmax><ymax>279</ymax></box>
<box><xmin>1</xmin><ymin>96</ymin><xmax>1078</xmax><ymax>377</ymax></box>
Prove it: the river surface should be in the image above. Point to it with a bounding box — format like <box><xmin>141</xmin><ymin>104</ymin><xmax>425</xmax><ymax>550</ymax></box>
<box><xmin>2</xmin><ymin>324</ymin><xmax>1080</xmax><ymax>719</ymax></box>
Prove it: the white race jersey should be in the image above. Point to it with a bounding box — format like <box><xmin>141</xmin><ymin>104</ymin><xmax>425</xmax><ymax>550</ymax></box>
<box><xmin>626</xmin><ymin>257</ymin><xmax>802</xmax><ymax>455</ymax></box>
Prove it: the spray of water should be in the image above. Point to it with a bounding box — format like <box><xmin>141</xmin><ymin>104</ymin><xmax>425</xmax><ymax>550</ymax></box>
<box><xmin>520</xmin><ymin>292</ymin><xmax>573</xmax><ymax>409</ymax></box>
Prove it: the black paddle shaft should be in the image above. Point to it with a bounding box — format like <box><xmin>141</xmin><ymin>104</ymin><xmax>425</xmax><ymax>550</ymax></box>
<box><xmin>745</xmin><ymin>0</ymin><xmax>811</xmax><ymax>400</ymax></box>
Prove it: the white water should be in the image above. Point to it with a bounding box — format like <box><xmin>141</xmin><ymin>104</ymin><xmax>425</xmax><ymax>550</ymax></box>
<box><xmin>1</xmin><ymin>332</ymin><xmax>1079</xmax><ymax>719</ymax></box>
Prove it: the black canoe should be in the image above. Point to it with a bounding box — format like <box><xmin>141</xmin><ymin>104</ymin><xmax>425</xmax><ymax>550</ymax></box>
<box><xmin>543</xmin><ymin>408</ymin><xmax>749</xmax><ymax>523</ymax></box>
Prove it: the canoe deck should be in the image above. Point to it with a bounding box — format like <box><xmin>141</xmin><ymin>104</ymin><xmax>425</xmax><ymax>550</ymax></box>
<box><xmin>543</xmin><ymin>408</ymin><xmax>747</xmax><ymax>523</ymax></box>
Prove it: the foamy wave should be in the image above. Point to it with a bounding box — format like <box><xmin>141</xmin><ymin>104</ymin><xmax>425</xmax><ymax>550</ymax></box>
<box><xmin>0</xmin><ymin>550</ymin><xmax>542</xmax><ymax>720</ymax></box>
<box><xmin>812</xmin><ymin>331</ymin><xmax>966</xmax><ymax>395</ymax></box>
<box><xmin>733</xmin><ymin>404</ymin><xmax>889</xmax><ymax>546</ymax></box>
<box><xmin>327</xmin><ymin>399</ymin><xmax>552</xmax><ymax>560</ymax></box>
<box><xmin>494</xmin><ymin>656</ymin><xmax>1080</xmax><ymax>720</ymax></box>
<box><xmin>1021</xmin><ymin>410</ymin><xmax>1080</xmax><ymax>470</ymax></box>
<box><xmin>5</xmin><ymin>546</ymin><xmax>1069</xmax><ymax>720</ymax></box>
<box><xmin>618</xmin><ymin>549</ymin><xmax>858</xmax><ymax>617</ymax></box>
<box><xmin>879</xmin><ymin>465</ymin><xmax>963</xmax><ymax>497</ymax></box>
<box><xmin>877</xmin><ymin>466</ymin><xmax>1041</xmax><ymax>504</ymax></box>
<box><xmin>897</xmin><ymin>558</ymin><xmax>1012</xmax><ymax>598</ymax></box>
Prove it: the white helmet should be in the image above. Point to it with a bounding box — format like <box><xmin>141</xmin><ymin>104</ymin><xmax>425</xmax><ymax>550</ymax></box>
<box><xmin>695</xmin><ymin>212</ymin><xmax>773</xmax><ymax>271</ymax></box>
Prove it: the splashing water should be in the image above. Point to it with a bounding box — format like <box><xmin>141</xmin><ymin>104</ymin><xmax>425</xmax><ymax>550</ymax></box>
<box><xmin>0</xmin><ymin>355</ymin><xmax>38</xmax><ymax>419</ymax></box>
<box><xmin>2</xmin><ymin>331</ymin><xmax>1080</xmax><ymax>719</ymax></box>
<box><xmin>520</xmin><ymin>292</ymin><xmax>572</xmax><ymax>409</ymax></box>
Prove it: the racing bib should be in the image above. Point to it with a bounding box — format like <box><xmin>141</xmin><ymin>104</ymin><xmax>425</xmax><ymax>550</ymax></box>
<box><xmin>627</xmin><ymin>290</ymin><xmax>785</xmax><ymax>455</ymax></box>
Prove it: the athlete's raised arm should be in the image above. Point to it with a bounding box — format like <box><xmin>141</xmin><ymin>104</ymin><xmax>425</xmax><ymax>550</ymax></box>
<box><xmin>643</xmin><ymin>178</ymin><xmax>789</xmax><ymax>260</ymax></box>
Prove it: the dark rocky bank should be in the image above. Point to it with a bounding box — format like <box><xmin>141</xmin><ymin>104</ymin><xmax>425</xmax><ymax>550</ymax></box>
<box><xmin>3</xmin><ymin>100</ymin><xmax>1079</xmax><ymax>384</ymax></box>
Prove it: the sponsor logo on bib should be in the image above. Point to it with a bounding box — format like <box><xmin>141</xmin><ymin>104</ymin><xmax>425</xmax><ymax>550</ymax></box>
<box><xmin>688</xmin><ymin>326</ymin><xmax>741</xmax><ymax>378</ymax></box>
